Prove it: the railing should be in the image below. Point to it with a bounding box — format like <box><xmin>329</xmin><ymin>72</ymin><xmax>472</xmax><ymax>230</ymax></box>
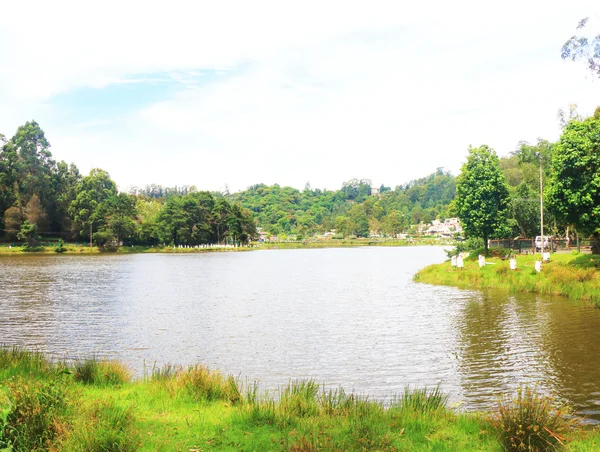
<box><xmin>488</xmin><ymin>238</ymin><xmax>590</xmax><ymax>253</ymax></box>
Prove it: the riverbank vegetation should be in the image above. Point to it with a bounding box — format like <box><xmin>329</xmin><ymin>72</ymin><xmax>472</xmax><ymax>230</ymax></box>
<box><xmin>3</xmin><ymin>106</ymin><xmax>600</xmax><ymax>255</ymax></box>
<box><xmin>0</xmin><ymin>121</ymin><xmax>458</xmax><ymax>249</ymax></box>
<box><xmin>414</xmin><ymin>251</ymin><xmax>600</xmax><ymax>306</ymax></box>
<box><xmin>2</xmin><ymin>347</ymin><xmax>600</xmax><ymax>451</ymax></box>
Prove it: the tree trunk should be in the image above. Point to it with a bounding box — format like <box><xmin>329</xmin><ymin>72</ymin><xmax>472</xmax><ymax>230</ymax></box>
<box><xmin>591</xmin><ymin>232</ymin><xmax>600</xmax><ymax>254</ymax></box>
<box><xmin>484</xmin><ymin>232</ymin><xmax>489</xmax><ymax>256</ymax></box>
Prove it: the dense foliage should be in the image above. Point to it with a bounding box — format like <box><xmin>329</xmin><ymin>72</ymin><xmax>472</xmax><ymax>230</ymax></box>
<box><xmin>4</xmin><ymin>108</ymin><xmax>600</xmax><ymax>252</ymax></box>
<box><xmin>455</xmin><ymin>145</ymin><xmax>511</xmax><ymax>253</ymax></box>
<box><xmin>547</xmin><ymin>108</ymin><xmax>600</xmax><ymax>251</ymax></box>
<box><xmin>0</xmin><ymin>122</ymin><xmax>256</xmax><ymax>247</ymax></box>
<box><xmin>231</xmin><ymin>171</ymin><xmax>456</xmax><ymax>238</ymax></box>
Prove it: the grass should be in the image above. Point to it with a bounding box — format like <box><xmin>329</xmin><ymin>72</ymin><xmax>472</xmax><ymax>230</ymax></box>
<box><xmin>2</xmin><ymin>347</ymin><xmax>600</xmax><ymax>450</ymax></box>
<box><xmin>414</xmin><ymin>252</ymin><xmax>600</xmax><ymax>306</ymax></box>
<box><xmin>0</xmin><ymin>237</ymin><xmax>449</xmax><ymax>255</ymax></box>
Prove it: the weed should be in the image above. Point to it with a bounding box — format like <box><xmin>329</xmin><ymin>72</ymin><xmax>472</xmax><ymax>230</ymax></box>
<box><xmin>1</xmin><ymin>377</ymin><xmax>68</xmax><ymax>451</ymax></box>
<box><xmin>491</xmin><ymin>386</ymin><xmax>578</xmax><ymax>451</ymax></box>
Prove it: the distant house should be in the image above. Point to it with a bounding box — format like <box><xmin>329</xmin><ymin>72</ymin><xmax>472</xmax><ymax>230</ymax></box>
<box><xmin>424</xmin><ymin>218</ymin><xmax>463</xmax><ymax>237</ymax></box>
<box><xmin>371</xmin><ymin>187</ymin><xmax>380</xmax><ymax>196</ymax></box>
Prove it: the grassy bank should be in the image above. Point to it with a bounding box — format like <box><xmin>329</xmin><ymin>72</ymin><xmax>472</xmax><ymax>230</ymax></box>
<box><xmin>2</xmin><ymin>348</ymin><xmax>600</xmax><ymax>451</ymax></box>
<box><xmin>414</xmin><ymin>251</ymin><xmax>600</xmax><ymax>305</ymax></box>
<box><xmin>0</xmin><ymin>238</ymin><xmax>450</xmax><ymax>256</ymax></box>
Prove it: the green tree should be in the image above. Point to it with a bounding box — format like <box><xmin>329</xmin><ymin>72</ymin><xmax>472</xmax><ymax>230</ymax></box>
<box><xmin>96</xmin><ymin>193</ymin><xmax>138</xmax><ymax>245</ymax></box>
<box><xmin>69</xmin><ymin>169</ymin><xmax>118</xmax><ymax>245</ymax></box>
<box><xmin>547</xmin><ymin>108</ymin><xmax>600</xmax><ymax>252</ymax></box>
<box><xmin>455</xmin><ymin>145</ymin><xmax>511</xmax><ymax>254</ymax></box>
<box><xmin>17</xmin><ymin>220</ymin><xmax>39</xmax><ymax>249</ymax></box>
<box><xmin>3</xmin><ymin>206</ymin><xmax>23</xmax><ymax>240</ymax></box>
<box><xmin>348</xmin><ymin>204</ymin><xmax>369</xmax><ymax>237</ymax></box>
<box><xmin>136</xmin><ymin>198</ymin><xmax>163</xmax><ymax>245</ymax></box>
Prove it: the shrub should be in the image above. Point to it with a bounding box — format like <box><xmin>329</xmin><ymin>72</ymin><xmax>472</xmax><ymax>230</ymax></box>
<box><xmin>1</xmin><ymin>377</ymin><xmax>68</xmax><ymax>451</ymax></box>
<box><xmin>491</xmin><ymin>386</ymin><xmax>578</xmax><ymax>451</ymax></box>
<box><xmin>54</xmin><ymin>240</ymin><xmax>67</xmax><ymax>253</ymax></box>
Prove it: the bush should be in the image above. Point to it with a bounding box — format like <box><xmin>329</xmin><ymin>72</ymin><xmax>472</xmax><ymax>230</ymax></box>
<box><xmin>491</xmin><ymin>386</ymin><xmax>578</xmax><ymax>451</ymax></box>
<box><xmin>54</xmin><ymin>240</ymin><xmax>67</xmax><ymax>253</ymax></box>
<box><xmin>446</xmin><ymin>237</ymin><xmax>484</xmax><ymax>258</ymax></box>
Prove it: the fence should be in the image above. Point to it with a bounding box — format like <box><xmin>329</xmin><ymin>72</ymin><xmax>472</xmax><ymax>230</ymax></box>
<box><xmin>488</xmin><ymin>238</ymin><xmax>590</xmax><ymax>254</ymax></box>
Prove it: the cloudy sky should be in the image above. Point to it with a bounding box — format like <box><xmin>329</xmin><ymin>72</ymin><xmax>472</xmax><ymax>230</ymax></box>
<box><xmin>2</xmin><ymin>1</ymin><xmax>600</xmax><ymax>192</ymax></box>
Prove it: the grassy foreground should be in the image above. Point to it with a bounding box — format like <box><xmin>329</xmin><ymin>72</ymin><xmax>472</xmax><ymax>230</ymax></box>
<box><xmin>414</xmin><ymin>251</ymin><xmax>600</xmax><ymax>306</ymax></box>
<box><xmin>2</xmin><ymin>348</ymin><xmax>600</xmax><ymax>451</ymax></box>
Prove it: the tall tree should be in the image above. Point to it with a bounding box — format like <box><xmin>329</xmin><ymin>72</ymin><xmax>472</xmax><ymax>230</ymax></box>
<box><xmin>69</xmin><ymin>169</ymin><xmax>118</xmax><ymax>244</ymax></box>
<box><xmin>455</xmin><ymin>145</ymin><xmax>511</xmax><ymax>254</ymax></box>
<box><xmin>547</xmin><ymin>108</ymin><xmax>600</xmax><ymax>252</ymax></box>
<box><xmin>5</xmin><ymin>121</ymin><xmax>55</xmax><ymax>208</ymax></box>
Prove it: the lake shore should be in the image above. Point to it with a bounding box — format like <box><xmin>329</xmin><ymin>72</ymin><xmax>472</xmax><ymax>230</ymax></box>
<box><xmin>0</xmin><ymin>238</ymin><xmax>451</xmax><ymax>255</ymax></box>
<box><xmin>414</xmin><ymin>252</ymin><xmax>600</xmax><ymax>306</ymax></box>
<box><xmin>3</xmin><ymin>348</ymin><xmax>599</xmax><ymax>451</ymax></box>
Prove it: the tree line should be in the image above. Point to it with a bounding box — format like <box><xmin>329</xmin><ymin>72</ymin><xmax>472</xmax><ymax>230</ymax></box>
<box><xmin>3</xmin><ymin>105</ymin><xmax>600</xmax><ymax>251</ymax></box>
<box><xmin>455</xmin><ymin>107</ymin><xmax>600</xmax><ymax>254</ymax></box>
<box><xmin>0</xmin><ymin>121</ymin><xmax>256</xmax><ymax>247</ymax></box>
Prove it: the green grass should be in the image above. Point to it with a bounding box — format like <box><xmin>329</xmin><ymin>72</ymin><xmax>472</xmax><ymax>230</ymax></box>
<box><xmin>0</xmin><ymin>238</ymin><xmax>450</xmax><ymax>255</ymax></box>
<box><xmin>414</xmin><ymin>252</ymin><xmax>600</xmax><ymax>306</ymax></box>
<box><xmin>2</xmin><ymin>347</ymin><xmax>599</xmax><ymax>450</ymax></box>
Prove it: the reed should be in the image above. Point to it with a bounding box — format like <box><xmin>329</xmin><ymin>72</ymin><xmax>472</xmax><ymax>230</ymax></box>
<box><xmin>72</xmin><ymin>358</ymin><xmax>131</xmax><ymax>386</ymax></box>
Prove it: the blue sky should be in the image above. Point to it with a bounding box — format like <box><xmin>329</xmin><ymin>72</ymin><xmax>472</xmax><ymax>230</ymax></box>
<box><xmin>1</xmin><ymin>0</ymin><xmax>600</xmax><ymax>192</ymax></box>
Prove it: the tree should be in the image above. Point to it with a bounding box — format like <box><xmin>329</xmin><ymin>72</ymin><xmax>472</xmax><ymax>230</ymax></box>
<box><xmin>97</xmin><ymin>193</ymin><xmax>138</xmax><ymax>245</ymax></box>
<box><xmin>547</xmin><ymin>109</ymin><xmax>600</xmax><ymax>252</ymax></box>
<box><xmin>3</xmin><ymin>121</ymin><xmax>55</xmax><ymax>209</ymax></box>
<box><xmin>3</xmin><ymin>206</ymin><xmax>23</xmax><ymax>240</ymax></box>
<box><xmin>455</xmin><ymin>145</ymin><xmax>511</xmax><ymax>254</ymax></box>
<box><xmin>69</xmin><ymin>169</ymin><xmax>118</xmax><ymax>244</ymax></box>
<box><xmin>24</xmin><ymin>194</ymin><xmax>46</xmax><ymax>229</ymax></box>
<box><xmin>17</xmin><ymin>220</ymin><xmax>39</xmax><ymax>249</ymax></box>
<box><xmin>561</xmin><ymin>17</ymin><xmax>600</xmax><ymax>77</ymax></box>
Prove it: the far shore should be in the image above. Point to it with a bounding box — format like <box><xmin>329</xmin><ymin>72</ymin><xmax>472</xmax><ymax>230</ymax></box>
<box><xmin>0</xmin><ymin>238</ymin><xmax>453</xmax><ymax>255</ymax></box>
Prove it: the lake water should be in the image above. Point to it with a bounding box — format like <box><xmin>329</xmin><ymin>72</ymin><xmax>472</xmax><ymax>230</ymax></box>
<box><xmin>2</xmin><ymin>246</ymin><xmax>600</xmax><ymax>419</ymax></box>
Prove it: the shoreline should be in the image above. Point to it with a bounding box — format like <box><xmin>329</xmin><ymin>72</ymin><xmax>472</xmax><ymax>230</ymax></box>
<box><xmin>0</xmin><ymin>239</ymin><xmax>452</xmax><ymax>255</ymax></box>
<box><xmin>414</xmin><ymin>251</ymin><xmax>600</xmax><ymax>306</ymax></box>
<box><xmin>2</xmin><ymin>348</ymin><xmax>599</xmax><ymax>450</ymax></box>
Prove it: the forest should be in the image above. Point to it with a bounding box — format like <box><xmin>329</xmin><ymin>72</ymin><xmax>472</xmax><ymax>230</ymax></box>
<box><xmin>0</xmin><ymin>109</ymin><xmax>595</xmax><ymax>248</ymax></box>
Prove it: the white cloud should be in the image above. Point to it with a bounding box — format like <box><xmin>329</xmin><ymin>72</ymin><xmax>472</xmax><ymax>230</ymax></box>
<box><xmin>2</xmin><ymin>0</ymin><xmax>600</xmax><ymax>191</ymax></box>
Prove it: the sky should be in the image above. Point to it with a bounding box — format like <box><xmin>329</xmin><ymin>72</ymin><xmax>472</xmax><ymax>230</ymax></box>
<box><xmin>2</xmin><ymin>1</ymin><xmax>600</xmax><ymax>193</ymax></box>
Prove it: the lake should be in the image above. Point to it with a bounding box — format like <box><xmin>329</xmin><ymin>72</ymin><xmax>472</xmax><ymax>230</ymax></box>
<box><xmin>2</xmin><ymin>246</ymin><xmax>600</xmax><ymax>419</ymax></box>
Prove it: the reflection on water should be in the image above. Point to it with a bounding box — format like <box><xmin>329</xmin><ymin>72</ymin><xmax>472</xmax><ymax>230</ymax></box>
<box><xmin>1</xmin><ymin>247</ymin><xmax>600</xmax><ymax>419</ymax></box>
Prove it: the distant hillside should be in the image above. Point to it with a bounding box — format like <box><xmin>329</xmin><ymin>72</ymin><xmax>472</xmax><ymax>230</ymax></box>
<box><xmin>229</xmin><ymin>170</ymin><xmax>456</xmax><ymax>238</ymax></box>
